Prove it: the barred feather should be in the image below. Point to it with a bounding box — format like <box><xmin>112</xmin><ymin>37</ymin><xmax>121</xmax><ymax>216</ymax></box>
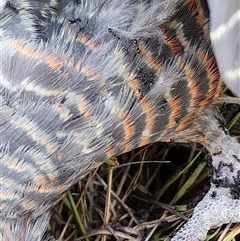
<box><xmin>0</xmin><ymin>0</ymin><xmax>239</xmax><ymax>240</ymax></box>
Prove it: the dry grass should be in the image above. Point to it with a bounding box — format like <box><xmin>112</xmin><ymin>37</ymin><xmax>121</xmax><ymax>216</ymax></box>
<box><xmin>48</xmin><ymin>103</ymin><xmax>240</xmax><ymax>241</ymax></box>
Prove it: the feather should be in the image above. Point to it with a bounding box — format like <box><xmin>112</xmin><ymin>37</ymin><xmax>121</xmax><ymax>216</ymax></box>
<box><xmin>207</xmin><ymin>0</ymin><xmax>240</xmax><ymax>97</ymax></box>
<box><xmin>0</xmin><ymin>0</ymin><xmax>239</xmax><ymax>240</ymax></box>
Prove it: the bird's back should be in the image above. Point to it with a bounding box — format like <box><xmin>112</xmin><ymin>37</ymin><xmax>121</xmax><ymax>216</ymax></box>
<box><xmin>0</xmin><ymin>0</ymin><xmax>228</xmax><ymax>240</ymax></box>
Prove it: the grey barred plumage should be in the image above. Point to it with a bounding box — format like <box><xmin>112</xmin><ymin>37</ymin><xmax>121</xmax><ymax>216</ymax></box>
<box><xmin>0</xmin><ymin>0</ymin><xmax>240</xmax><ymax>240</ymax></box>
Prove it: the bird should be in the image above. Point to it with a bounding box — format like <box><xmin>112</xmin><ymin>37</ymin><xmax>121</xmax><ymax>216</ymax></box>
<box><xmin>0</xmin><ymin>0</ymin><xmax>239</xmax><ymax>240</ymax></box>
